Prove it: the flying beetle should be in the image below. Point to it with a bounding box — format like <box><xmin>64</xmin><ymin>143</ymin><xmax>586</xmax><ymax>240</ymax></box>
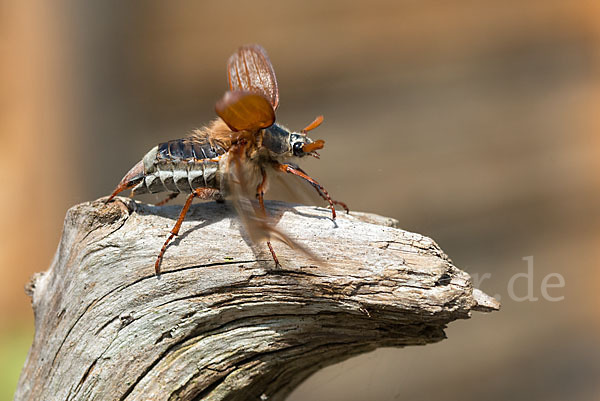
<box><xmin>106</xmin><ymin>44</ymin><xmax>348</xmax><ymax>274</ymax></box>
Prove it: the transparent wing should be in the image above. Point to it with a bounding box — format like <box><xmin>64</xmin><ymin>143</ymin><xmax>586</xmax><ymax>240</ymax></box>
<box><xmin>225</xmin><ymin>143</ymin><xmax>320</xmax><ymax>262</ymax></box>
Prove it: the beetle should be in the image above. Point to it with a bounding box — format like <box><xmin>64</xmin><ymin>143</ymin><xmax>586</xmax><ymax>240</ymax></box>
<box><xmin>106</xmin><ymin>44</ymin><xmax>347</xmax><ymax>274</ymax></box>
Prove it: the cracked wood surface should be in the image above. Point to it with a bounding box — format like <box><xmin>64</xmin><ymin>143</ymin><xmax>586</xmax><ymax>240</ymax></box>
<box><xmin>15</xmin><ymin>198</ymin><xmax>499</xmax><ymax>401</ymax></box>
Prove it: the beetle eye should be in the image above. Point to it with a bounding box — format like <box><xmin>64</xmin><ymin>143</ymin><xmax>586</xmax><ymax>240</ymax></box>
<box><xmin>293</xmin><ymin>142</ymin><xmax>304</xmax><ymax>156</ymax></box>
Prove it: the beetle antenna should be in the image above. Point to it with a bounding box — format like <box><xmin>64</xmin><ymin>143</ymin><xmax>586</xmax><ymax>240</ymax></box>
<box><xmin>301</xmin><ymin>115</ymin><xmax>324</xmax><ymax>134</ymax></box>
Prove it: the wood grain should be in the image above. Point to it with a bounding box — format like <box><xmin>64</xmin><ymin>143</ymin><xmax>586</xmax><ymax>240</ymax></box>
<box><xmin>16</xmin><ymin>198</ymin><xmax>499</xmax><ymax>401</ymax></box>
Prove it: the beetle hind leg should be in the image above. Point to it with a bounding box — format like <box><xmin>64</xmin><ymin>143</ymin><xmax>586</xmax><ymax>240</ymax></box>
<box><xmin>154</xmin><ymin>187</ymin><xmax>220</xmax><ymax>275</ymax></box>
<box><xmin>105</xmin><ymin>160</ymin><xmax>145</xmax><ymax>204</ymax></box>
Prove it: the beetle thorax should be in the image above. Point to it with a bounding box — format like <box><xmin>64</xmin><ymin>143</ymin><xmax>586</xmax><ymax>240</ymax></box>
<box><xmin>261</xmin><ymin>123</ymin><xmax>316</xmax><ymax>162</ymax></box>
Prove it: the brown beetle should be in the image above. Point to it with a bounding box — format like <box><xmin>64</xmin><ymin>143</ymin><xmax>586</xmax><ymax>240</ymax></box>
<box><xmin>106</xmin><ymin>44</ymin><xmax>347</xmax><ymax>274</ymax></box>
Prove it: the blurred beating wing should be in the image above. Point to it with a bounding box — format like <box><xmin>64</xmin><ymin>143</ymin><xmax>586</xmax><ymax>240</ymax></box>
<box><xmin>225</xmin><ymin>142</ymin><xmax>321</xmax><ymax>264</ymax></box>
<box><xmin>219</xmin><ymin>45</ymin><xmax>318</xmax><ymax>263</ymax></box>
<box><xmin>228</xmin><ymin>44</ymin><xmax>280</xmax><ymax>110</ymax></box>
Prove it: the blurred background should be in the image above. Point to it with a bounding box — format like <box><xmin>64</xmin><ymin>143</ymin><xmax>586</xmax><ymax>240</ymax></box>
<box><xmin>2</xmin><ymin>1</ymin><xmax>599</xmax><ymax>400</ymax></box>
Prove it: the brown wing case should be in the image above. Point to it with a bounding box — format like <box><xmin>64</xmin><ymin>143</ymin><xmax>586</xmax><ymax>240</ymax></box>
<box><xmin>227</xmin><ymin>44</ymin><xmax>279</xmax><ymax>110</ymax></box>
<box><xmin>215</xmin><ymin>90</ymin><xmax>275</xmax><ymax>132</ymax></box>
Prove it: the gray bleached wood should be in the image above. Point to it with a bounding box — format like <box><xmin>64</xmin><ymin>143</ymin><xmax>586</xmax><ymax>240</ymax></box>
<box><xmin>16</xmin><ymin>198</ymin><xmax>499</xmax><ymax>401</ymax></box>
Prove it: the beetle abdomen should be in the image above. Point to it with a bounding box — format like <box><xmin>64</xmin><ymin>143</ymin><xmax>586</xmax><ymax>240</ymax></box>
<box><xmin>157</xmin><ymin>139</ymin><xmax>223</xmax><ymax>161</ymax></box>
<box><xmin>132</xmin><ymin>138</ymin><xmax>226</xmax><ymax>196</ymax></box>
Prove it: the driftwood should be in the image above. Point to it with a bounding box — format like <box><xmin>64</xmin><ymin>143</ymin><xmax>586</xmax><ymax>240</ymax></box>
<box><xmin>15</xmin><ymin>198</ymin><xmax>499</xmax><ymax>401</ymax></box>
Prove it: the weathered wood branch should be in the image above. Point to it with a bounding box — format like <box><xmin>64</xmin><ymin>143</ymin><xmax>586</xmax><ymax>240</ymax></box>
<box><xmin>16</xmin><ymin>198</ymin><xmax>499</xmax><ymax>401</ymax></box>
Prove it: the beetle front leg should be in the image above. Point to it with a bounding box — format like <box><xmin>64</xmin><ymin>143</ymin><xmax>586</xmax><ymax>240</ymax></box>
<box><xmin>274</xmin><ymin>162</ymin><xmax>343</xmax><ymax>219</ymax></box>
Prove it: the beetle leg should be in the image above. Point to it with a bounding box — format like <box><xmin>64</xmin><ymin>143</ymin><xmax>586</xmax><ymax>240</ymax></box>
<box><xmin>257</xmin><ymin>167</ymin><xmax>281</xmax><ymax>268</ymax></box>
<box><xmin>280</xmin><ymin>163</ymin><xmax>349</xmax><ymax>214</ymax></box>
<box><xmin>155</xmin><ymin>192</ymin><xmax>179</xmax><ymax>206</ymax></box>
<box><xmin>105</xmin><ymin>160</ymin><xmax>144</xmax><ymax>203</ymax></box>
<box><xmin>155</xmin><ymin>188</ymin><xmax>219</xmax><ymax>275</ymax></box>
<box><xmin>274</xmin><ymin>162</ymin><xmax>339</xmax><ymax>219</ymax></box>
<box><xmin>314</xmin><ymin>188</ymin><xmax>349</xmax><ymax>214</ymax></box>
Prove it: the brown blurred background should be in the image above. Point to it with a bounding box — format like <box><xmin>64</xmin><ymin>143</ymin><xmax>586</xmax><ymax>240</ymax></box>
<box><xmin>2</xmin><ymin>1</ymin><xmax>599</xmax><ymax>400</ymax></box>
